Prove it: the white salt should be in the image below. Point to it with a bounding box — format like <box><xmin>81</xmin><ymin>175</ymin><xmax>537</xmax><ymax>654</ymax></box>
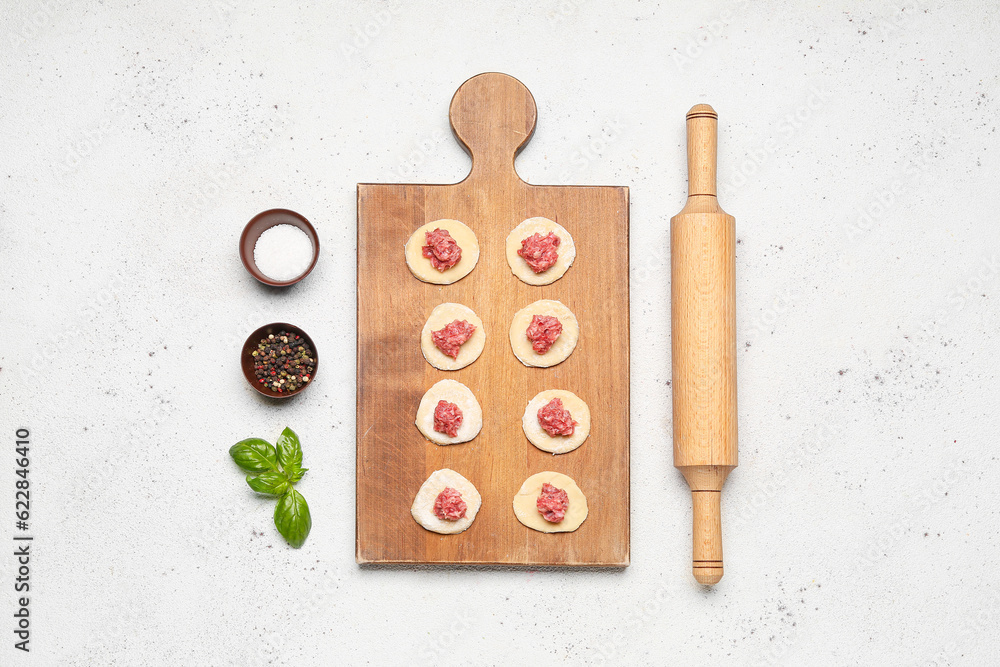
<box><xmin>253</xmin><ymin>224</ymin><xmax>314</xmax><ymax>281</ymax></box>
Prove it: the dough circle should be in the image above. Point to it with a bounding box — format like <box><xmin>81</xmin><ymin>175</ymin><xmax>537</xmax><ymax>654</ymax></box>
<box><xmin>415</xmin><ymin>379</ymin><xmax>483</xmax><ymax>445</ymax></box>
<box><xmin>421</xmin><ymin>303</ymin><xmax>486</xmax><ymax>371</ymax></box>
<box><xmin>512</xmin><ymin>471</ymin><xmax>588</xmax><ymax>533</ymax></box>
<box><xmin>505</xmin><ymin>217</ymin><xmax>576</xmax><ymax>285</ymax></box>
<box><xmin>508</xmin><ymin>299</ymin><xmax>579</xmax><ymax>368</ymax></box>
<box><xmin>404</xmin><ymin>219</ymin><xmax>480</xmax><ymax>285</ymax></box>
<box><xmin>521</xmin><ymin>389</ymin><xmax>591</xmax><ymax>454</ymax></box>
<box><xmin>411</xmin><ymin>468</ymin><xmax>482</xmax><ymax>535</ymax></box>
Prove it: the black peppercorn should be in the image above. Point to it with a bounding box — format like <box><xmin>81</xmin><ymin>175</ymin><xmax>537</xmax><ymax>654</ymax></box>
<box><xmin>253</xmin><ymin>330</ymin><xmax>315</xmax><ymax>392</ymax></box>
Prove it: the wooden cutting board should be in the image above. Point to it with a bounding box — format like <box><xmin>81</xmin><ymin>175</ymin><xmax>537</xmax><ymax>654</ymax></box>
<box><xmin>356</xmin><ymin>72</ymin><xmax>629</xmax><ymax>566</ymax></box>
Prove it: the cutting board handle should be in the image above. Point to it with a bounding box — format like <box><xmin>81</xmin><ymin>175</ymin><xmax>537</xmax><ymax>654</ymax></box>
<box><xmin>449</xmin><ymin>72</ymin><xmax>537</xmax><ymax>184</ymax></box>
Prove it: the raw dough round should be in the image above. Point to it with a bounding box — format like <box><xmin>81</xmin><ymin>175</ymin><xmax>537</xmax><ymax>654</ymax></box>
<box><xmin>521</xmin><ymin>389</ymin><xmax>591</xmax><ymax>454</ymax></box>
<box><xmin>508</xmin><ymin>299</ymin><xmax>579</xmax><ymax>368</ymax></box>
<box><xmin>404</xmin><ymin>219</ymin><xmax>480</xmax><ymax>284</ymax></box>
<box><xmin>415</xmin><ymin>379</ymin><xmax>483</xmax><ymax>445</ymax></box>
<box><xmin>411</xmin><ymin>468</ymin><xmax>482</xmax><ymax>535</ymax></box>
<box><xmin>512</xmin><ymin>471</ymin><xmax>588</xmax><ymax>533</ymax></box>
<box><xmin>505</xmin><ymin>217</ymin><xmax>576</xmax><ymax>285</ymax></box>
<box><xmin>421</xmin><ymin>303</ymin><xmax>486</xmax><ymax>371</ymax></box>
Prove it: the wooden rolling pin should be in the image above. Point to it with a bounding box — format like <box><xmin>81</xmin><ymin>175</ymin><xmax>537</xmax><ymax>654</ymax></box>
<box><xmin>671</xmin><ymin>104</ymin><xmax>738</xmax><ymax>585</ymax></box>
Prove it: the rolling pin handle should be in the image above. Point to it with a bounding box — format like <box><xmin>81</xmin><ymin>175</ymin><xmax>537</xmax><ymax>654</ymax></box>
<box><xmin>685</xmin><ymin>104</ymin><xmax>718</xmax><ymax>198</ymax></box>
<box><xmin>691</xmin><ymin>490</ymin><xmax>724</xmax><ymax>585</ymax></box>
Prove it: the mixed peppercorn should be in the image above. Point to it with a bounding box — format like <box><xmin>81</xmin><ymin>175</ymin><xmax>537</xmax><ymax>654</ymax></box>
<box><xmin>252</xmin><ymin>331</ymin><xmax>316</xmax><ymax>393</ymax></box>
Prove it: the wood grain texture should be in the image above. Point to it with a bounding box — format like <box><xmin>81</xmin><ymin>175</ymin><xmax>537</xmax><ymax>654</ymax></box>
<box><xmin>671</xmin><ymin>104</ymin><xmax>738</xmax><ymax>585</ymax></box>
<box><xmin>356</xmin><ymin>73</ymin><xmax>630</xmax><ymax>566</ymax></box>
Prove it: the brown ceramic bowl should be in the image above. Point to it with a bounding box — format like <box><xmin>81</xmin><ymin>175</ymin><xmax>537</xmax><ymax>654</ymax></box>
<box><xmin>241</xmin><ymin>323</ymin><xmax>319</xmax><ymax>399</ymax></box>
<box><xmin>239</xmin><ymin>209</ymin><xmax>320</xmax><ymax>286</ymax></box>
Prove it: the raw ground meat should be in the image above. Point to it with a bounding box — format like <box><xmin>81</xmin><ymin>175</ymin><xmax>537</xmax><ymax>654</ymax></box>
<box><xmin>536</xmin><ymin>483</ymin><xmax>569</xmax><ymax>523</ymax></box>
<box><xmin>434</xmin><ymin>487</ymin><xmax>467</xmax><ymax>521</ymax></box>
<box><xmin>525</xmin><ymin>314</ymin><xmax>562</xmax><ymax>354</ymax></box>
<box><xmin>433</xmin><ymin>400</ymin><xmax>463</xmax><ymax>438</ymax></box>
<box><xmin>537</xmin><ymin>397</ymin><xmax>577</xmax><ymax>436</ymax></box>
<box><xmin>517</xmin><ymin>232</ymin><xmax>560</xmax><ymax>273</ymax></box>
<box><xmin>432</xmin><ymin>319</ymin><xmax>477</xmax><ymax>359</ymax></box>
<box><xmin>422</xmin><ymin>228</ymin><xmax>462</xmax><ymax>271</ymax></box>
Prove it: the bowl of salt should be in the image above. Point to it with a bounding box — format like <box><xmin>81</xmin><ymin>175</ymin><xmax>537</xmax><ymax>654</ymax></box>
<box><xmin>239</xmin><ymin>209</ymin><xmax>320</xmax><ymax>286</ymax></box>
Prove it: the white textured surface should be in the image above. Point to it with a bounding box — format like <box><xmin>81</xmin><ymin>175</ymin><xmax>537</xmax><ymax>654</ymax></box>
<box><xmin>1</xmin><ymin>0</ymin><xmax>999</xmax><ymax>664</ymax></box>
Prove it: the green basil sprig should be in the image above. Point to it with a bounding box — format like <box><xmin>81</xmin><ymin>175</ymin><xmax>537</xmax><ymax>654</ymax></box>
<box><xmin>229</xmin><ymin>427</ymin><xmax>312</xmax><ymax>548</ymax></box>
<box><xmin>274</xmin><ymin>488</ymin><xmax>311</xmax><ymax>549</ymax></box>
<box><xmin>230</xmin><ymin>438</ymin><xmax>277</xmax><ymax>473</ymax></box>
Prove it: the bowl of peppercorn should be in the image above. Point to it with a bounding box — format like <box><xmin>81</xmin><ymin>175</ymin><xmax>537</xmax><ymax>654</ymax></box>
<box><xmin>241</xmin><ymin>323</ymin><xmax>319</xmax><ymax>399</ymax></box>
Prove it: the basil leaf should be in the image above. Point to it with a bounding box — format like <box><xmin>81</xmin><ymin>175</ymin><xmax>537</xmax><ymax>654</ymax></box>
<box><xmin>229</xmin><ymin>439</ymin><xmax>277</xmax><ymax>473</ymax></box>
<box><xmin>276</xmin><ymin>427</ymin><xmax>303</xmax><ymax>472</ymax></box>
<box><xmin>274</xmin><ymin>488</ymin><xmax>311</xmax><ymax>548</ymax></box>
<box><xmin>246</xmin><ymin>472</ymin><xmax>289</xmax><ymax>496</ymax></box>
<box><xmin>287</xmin><ymin>467</ymin><xmax>308</xmax><ymax>484</ymax></box>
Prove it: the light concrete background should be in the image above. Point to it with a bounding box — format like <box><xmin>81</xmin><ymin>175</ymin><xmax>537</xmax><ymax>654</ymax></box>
<box><xmin>2</xmin><ymin>0</ymin><xmax>998</xmax><ymax>664</ymax></box>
